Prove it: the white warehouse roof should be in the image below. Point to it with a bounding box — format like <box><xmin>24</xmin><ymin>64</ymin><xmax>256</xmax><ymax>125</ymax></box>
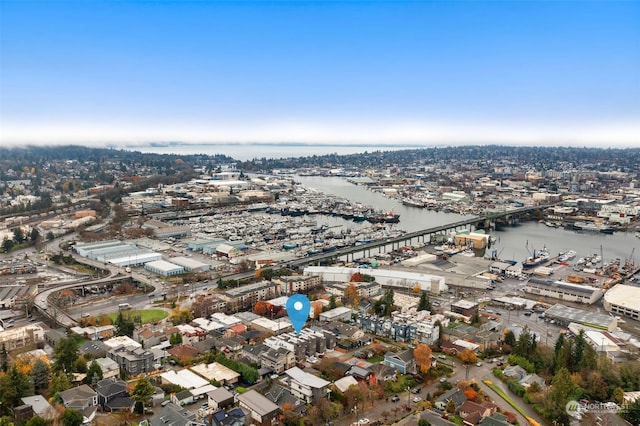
<box><xmin>605</xmin><ymin>284</ymin><xmax>640</xmax><ymax>310</ymax></box>
<box><xmin>145</xmin><ymin>260</ymin><xmax>184</xmax><ymax>273</ymax></box>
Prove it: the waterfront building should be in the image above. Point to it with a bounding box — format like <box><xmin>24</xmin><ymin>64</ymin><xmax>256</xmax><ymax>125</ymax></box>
<box><xmin>525</xmin><ymin>278</ymin><xmax>604</xmax><ymax>304</ymax></box>
<box><xmin>603</xmin><ymin>284</ymin><xmax>640</xmax><ymax>320</ymax></box>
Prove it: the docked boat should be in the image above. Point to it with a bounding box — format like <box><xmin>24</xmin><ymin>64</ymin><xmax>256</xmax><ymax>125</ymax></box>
<box><xmin>558</xmin><ymin>250</ymin><xmax>577</xmax><ymax>262</ymax></box>
<box><xmin>402</xmin><ymin>198</ymin><xmax>425</xmax><ymax>208</ymax></box>
<box><xmin>522</xmin><ymin>246</ymin><xmax>550</xmax><ymax>269</ymax></box>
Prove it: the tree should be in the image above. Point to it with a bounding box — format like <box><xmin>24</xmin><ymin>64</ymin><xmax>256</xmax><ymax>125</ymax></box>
<box><xmin>46</xmin><ymin>231</ymin><xmax>55</xmax><ymax>241</ymax></box>
<box><xmin>445</xmin><ymin>399</ymin><xmax>456</xmax><ymax>414</ymax></box>
<box><xmin>12</xmin><ymin>227</ymin><xmax>25</xmax><ymax>244</ymax></box>
<box><xmin>114</xmin><ymin>312</ymin><xmax>135</xmax><ymax>337</ymax></box>
<box><xmin>25</xmin><ymin>417</ymin><xmax>48</xmax><ymax>426</ymax></box>
<box><xmin>86</xmin><ymin>361</ymin><xmax>103</xmax><ymax>385</ymax></box>
<box><xmin>613</xmin><ymin>387</ymin><xmax>625</xmax><ymax>405</ymax></box>
<box><xmin>417</xmin><ymin>291</ymin><xmax>432</xmax><ymax>312</ymax></box>
<box><xmin>169</xmin><ymin>332</ymin><xmax>183</xmax><ymax>345</ymax></box>
<box><xmin>0</xmin><ymin>344</ymin><xmax>7</xmax><ymax>372</ymax></box>
<box><xmin>0</xmin><ymin>366</ymin><xmax>32</xmax><ymax>409</ymax></box>
<box><xmin>414</xmin><ymin>344</ymin><xmax>433</xmax><ymax>374</ymax></box>
<box><xmin>458</xmin><ymin>349</ymin><xmax>477</xmax><ymax>365</ymax></box>
<box><xmin>463</xmin><ymin>388</ymin><xmax>478</xmax><ymax>401</ymax></box>
<box><xmin>350</xmin><ymin>272</ymin><xmax>364</xmax><ymax>282</ymax></box>
<box><xmin>2</xmin><ymin>238</ymin><xmax>14</xmax><ymax>253</ymax></box>
<box><xmin>48</xmin><ymin>371</ymin><xmax>71</xmax><ymax>395</ymax></box>
<box><xmin>620</xmin><ymin>397</ymin><xmax>640</xmax><ymax>426</ymax></box>
<box><xmin>52</xmin><ymin>337</ymin><xmax>79</xmax><ymax>373</ymax></box>
<box><xmin>329</xmin><ymin>295</ymin><xmax>337</xmax><ymax>310</ymax></box>
<box><xmin>29</xmin><ymin>228</ymin><xmax>40</xmax><ymax>245</ymax></box>
<box><xmin>374</xmin><ymin>289</ymin><xmax>395</xmax><ymax>316</ymax></box>
<box><xmin>343</xmin><ymin>283</ymin><xmax>360</xmax><ymax>308</ymax></box>
<box><xmin>31</xmin><ymin>358</ymin><xmax>51</xmax><ymax>392</ymax></box>
<box><xmin>62</xmin><ymin>409</ymin><xmax>83</xmax><ymax>426</ymax></box>
<box><xmin>503</xmin><ymin>329</ymin><xmax>516</xmax><ymax>347</ymax></box>
<box><xmin>169</xmin><ymin>306</ymin><xmax>193</xmax><ymax>325</ymax></box>
<box><xmin>546</xmin><ymin>367</ymin><xmax>575</xmax><ymax>425</ymax></box>
<box><xmin>131</xmin><ymin>377</ymin><xmax>156</xmax><ymax>413</ymax></box>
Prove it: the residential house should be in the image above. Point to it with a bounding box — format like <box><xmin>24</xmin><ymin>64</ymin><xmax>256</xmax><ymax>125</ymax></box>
<box><xmin>241</xmin><ymin>344</ymin><xmax>269</xmax><ymax>365</ymax></box>
<box><xmin>264</xmin><ymin>384</ymin><xmax>305</xmax><ymax>415</ymax></box>
<box><xmin>383</xmin><ymin>349</ymin><xmax>415</xmax><ymax>374</ymax></box>
<box><xmin>95</xmin><ymin>378</ymin><xmax>134</xmax><ymax>412</ymax></box>
<box><xmin>502</xmin><ymin>365</ymin><xmax>526</xmax><ymax>381</ymax></box>
<box><xmin>334</xmin><ymin>376</ymin><xmax>359</xmax><ymax>393</ymax></box>
<box><xmin>459</xmin><ymin>400</ymin><xmax>495</xmax><ymax>426</ymax></box>
<box><xmin>148</xmin><ymin>402</ymin><xmax>204</xmax><ymax>426</ymax></box>
<box><xmin>368</xmin><ymin>363</ymin><xmax>397</xmax><ymax>382</ymax></box>
<box><xmin>167</xmin><ymin>344</ymin><xmax>201</xmax><ymax>361</ymax></box>
<box><xmin>95</xmin><ymin>357</ymin><xmax>120</xmax><ymax>379</ymax></box>
<box><xmin>210</xmin><ymin>407</ymin><xmax>248</xmax><ymax>426</ymax></box>
<box><xmin>172</xmin><ymin>390</ymin><xmax>194</xmax><ymax>407</ymax></box>
<box><xmin>59</xmin><ymin>384</ymin><xmax>98</xmax><ymax>424</ymax></box>
<box><xmin>479</xmin><ymin>412</ymin><xmax>511</xmax><ymax>426</ymax></box>
<box><xmin>207</xmin><ymin>388</ymin><xmax>235</xmax><ymax>411</ymax></box>
<box><xmin>283</xmin><ymin>367</ymin><xmax>330</xmax><ymax>404</ymax></box>
<box><xmin>237</xmin><ymin>390</ymin><xmax>280</xmax><ymax>426</ymax></box>
<box><xmin>260</xmin><ymin>347</ymin><xmax>295</xmax><ymax>374</ymax></box>
<box><xmin>21</xmin><ymin>396</ymin><xmax>56</xmax><ymax>420</ymax></box>
<box><xmin>519</xmin><ymin>373</ymin><xmax>546</xmax><ymax>390</ymax></box>
<box><xmin>434</xmin><ymin>388</ymin><xmax>467</xmax><ymax>411</ymax></box>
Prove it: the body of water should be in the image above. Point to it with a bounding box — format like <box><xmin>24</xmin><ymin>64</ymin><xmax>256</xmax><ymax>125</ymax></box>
<box><xmin>297</xmin><ymin>176</ymin><xmax>639</xmax><ymax>266</ymax></box>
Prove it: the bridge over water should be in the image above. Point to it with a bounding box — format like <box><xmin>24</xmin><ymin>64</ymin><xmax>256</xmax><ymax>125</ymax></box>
<box><xmin>288</xmin><ymin>204</ymin><xmax>551</xmax><ymax>267</ymax></box>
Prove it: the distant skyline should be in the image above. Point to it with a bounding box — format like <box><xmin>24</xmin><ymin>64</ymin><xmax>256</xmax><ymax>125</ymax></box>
<box><xmin>1</xmin><ymin>0</ymin><xmax>639</xmax><ymax>147</ymax></box>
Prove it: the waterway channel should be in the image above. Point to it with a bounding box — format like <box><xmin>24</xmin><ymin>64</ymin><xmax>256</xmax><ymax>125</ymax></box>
<box><xmin>296</xmin><ymin>176</ymin><xmax>639</xmax><ymax>266</ymax></box>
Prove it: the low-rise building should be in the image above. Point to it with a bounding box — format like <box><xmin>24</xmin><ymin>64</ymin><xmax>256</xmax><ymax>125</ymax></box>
<box><xmin>283</xmin><ymin>367</ymin><xmax>330</xmax><ymax>403</ymax></box>
<box><xmin>383</xmin><ymin>349</ymin><xmax>415</xmax><ymax>374</ymax></box>
<box><xmin>260</xmin><ymin>347</ymin><xmax>295</xmax><ymax>374</ymax></box>
<box><xmin>190</xmin><ymin>362</ymin><xmax>240</xmax><ymax>385</ymax></box>
<box><xmin>604</xmin><ymin>284</ymin><xmax>640</xmax><ymax>320</ymax></box>
<box><xmin>319</xmin><ymin>306</ymin><xmax>353</xmax><ymax>322</ymax></box>
<box><xmin>237</xmin><ymin>390</ymin><xmax>280</xmax><ymax>426</ymax></box>
<box><xmin>0</xmin><ymin>323</ymin><xmax>44</xmax><ymax>351</ymax></box>
<box><xmin>107</xmin><ymin>346</ymin><xmax>155</xmax><ymax>375</ymax></box>
<box><xmin>451</xmin><ymin>300</ymin><xmax>479</xmax><ymax>317</ymax></box>
<box><xmin>525</xmin><ymin>278</ymin><xmax>604</xmax><ymax>305</ymax></box>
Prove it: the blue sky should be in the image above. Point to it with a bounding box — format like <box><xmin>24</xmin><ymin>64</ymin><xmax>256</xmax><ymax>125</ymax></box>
<box><xmin>1</xmin><ymin>0</ymin><xmax>639</xmax><ymax>146</ymax></box>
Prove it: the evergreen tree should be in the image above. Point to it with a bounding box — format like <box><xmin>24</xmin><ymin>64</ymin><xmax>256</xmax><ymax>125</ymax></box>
<box><xmin>503</xmin><ymin>330</ymin><xmax>516</xmax><ymax>347</ymax></box>
<box><xmin>31</xmin><ymin>358</ymin><xmax>51</xmax><ymax>392</ymax></box>
<box><xmin>12</xmin><ymin>227</ymin><xmax>25</xmax><ymax>244</ymax></box>
<box><xmin>48</xmin><ymin>371</ymin><xmax>71</xmax><ymax>395</ymax></box>
<box><xmin>329</xmin><ymin>295</ymin><xmax>337</xmax><ymax>310</ymax></box>
<box><xmin>131</xmin><ymin>377</ymin><xmax>155</xmax><ymax>413</ymax></box>
<box><xmin>417</xmin><ymin>292</ymin><xmax>432</xmax><ymax>312</ymax></box>
<box><xmin>29</xmin><ymin>228</ymin><xmax>40</xmax><ymax>244</ymax></box>
<box><xmin>62</xmin><ymin>409</ymin><xmax>83</xmax><ymax>426</ymax></box>
<box><xmin>87</xmin><ymin>361</ymin><xmax>103</xmax><ymax>385</ymax></box>
<box><xmin>25</xmin><ymin>417</ymin><xmax>48</xmax><ymax>426</ymax></box>
<box><xmin>0</xmin><ymin>343</ymin><xmax>7</xmax><ymax>372</ymax></box>
<box><xmin>546</xmin><ymin>367</ymin><xmax>575</xmax><ymax>425</ymax></box>
<box><xmin>52</xmin><ymin>337</ymin><xmax>79</xmax><ymax>373</ymax></box>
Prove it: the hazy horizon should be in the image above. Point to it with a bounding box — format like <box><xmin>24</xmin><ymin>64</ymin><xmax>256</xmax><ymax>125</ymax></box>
<box><xmin>2</xmin><ymin>1</ymin><xmax>639</xmax><ymax>147</ymax></box>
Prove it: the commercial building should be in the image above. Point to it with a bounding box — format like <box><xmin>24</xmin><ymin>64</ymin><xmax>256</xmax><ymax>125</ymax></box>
<box><xmin>303</xmin><ymin>266</ymin><xmax>448</xmax><ymax>294</ymax></box>
<box><xmin>603</xmin><ymin>284</ymin><xmax>640</xmax><ymax>320</ymax></box>
<box><xmin>107</xmin><ymin>346</ymin><xmax>155</xmax><ymax>375</ymax></box>
<box><xmin>144</xmin><ymin>260</ymin><xmax>185</xmax><ymax>276</ymax></box>
<box><xmin>451</xmin><ymin>300</ymin><xmax>479</xmax><ymax>317</ymax></box>
<box><xmin>525</xmin><ymin>278</ymin><xmax>603</xmax><ymax>305</ymax></box>
<box><xmin>160</xmin><ymin>370</ymin><xmax>210</xmax><ymax>390</ymax></box>
<box><xmin>319</xmin><ymin>307</ymin><xmax>353</xmax><ymax>322</ymax></box>
<box><xmin>73</xmin><ymin>240</ymin><xmax>162</xmax><ymax>267</ymax></box>
<box><xmin>190</xmin><ymin>363</ymin><xmax>240</xmax><ymax>385</ymax></box>
<box><xmin>325</xmin><ymin>281</ymin><xmax>381</xmax><ymax>299</ymax></box>
<box><xmin>170</xmin><ymin>256</ymin><xmax>210</xmax><ymax>272</ymax></box>
<box><xmin>544</xmin><ymin>304</ymin><xmax>617</xmax><ymax>331</ymax></box>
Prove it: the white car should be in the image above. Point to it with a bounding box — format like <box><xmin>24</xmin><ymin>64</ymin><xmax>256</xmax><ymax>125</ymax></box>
<box><xmin>413</xmin><ymin>397</ymin><xmax>422</xmax><ymax>403</ymax></box>
<box><xmin>359</xmin><ymin>419</ymin><xmax>370</xmax><ymax>424</ymax></box>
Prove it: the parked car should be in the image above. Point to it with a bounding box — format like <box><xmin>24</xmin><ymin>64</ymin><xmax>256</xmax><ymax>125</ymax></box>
<box><xmin>413</xmin><ymin>397</ymin><xmax>422</xmax><ymax>403</ymax></box>
<box><xmin>411</xmin><ymin>388</ymin><xmax>421</xmax><ymax>394</ymax></box>
<box><xmin>391</xmin><ymin>395</ymin><xmax>400</xmax><ymax>402</ymax></box>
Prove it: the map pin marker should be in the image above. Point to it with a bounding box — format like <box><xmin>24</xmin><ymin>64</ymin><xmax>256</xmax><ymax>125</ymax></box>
<box><xmin>286</xmin><ymin>294</ymin><xmax>311</xmax><ymax>335</ymax></box>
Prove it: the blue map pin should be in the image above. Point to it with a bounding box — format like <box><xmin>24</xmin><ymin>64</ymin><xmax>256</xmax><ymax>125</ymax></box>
<box><xmin>286</xmin><ymin>294</ymin><xmax>311</xmax><ymax>335</ymax></box>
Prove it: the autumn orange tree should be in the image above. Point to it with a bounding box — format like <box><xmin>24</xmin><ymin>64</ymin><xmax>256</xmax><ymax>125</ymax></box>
<box><xmin>463</xmin><ymin>387</ymin><xmax>478</xmax><ymax>401</ymax></box>
<box><xmin>350</xmin><ymin>272</ymin><xmax>364</xmax><ymax>282</ymax></box>
<box><xmin>343</xmin><ymin>283</ymin><xmax>360</xmax><ymax>308</ymax></box>
<box><xmin>413</xmin><ymin>344</ymin><xmax>433</xmax><ymax>374</ymax></box>
<box><xmin>458</xmin><ymin>348</ymin><xmax>477</xmax><ymax>365</ymax></box>
<box><xmin>254</xmin><ymin>301</ymin><xmax>268</xmax><ymax>315</ymax></box>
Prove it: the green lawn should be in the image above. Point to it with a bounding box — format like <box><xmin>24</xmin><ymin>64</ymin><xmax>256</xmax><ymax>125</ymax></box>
<box><xmin>106</xmin><ymin>309</ymin><xmax>168</xmax><ymax>324</ymax></box>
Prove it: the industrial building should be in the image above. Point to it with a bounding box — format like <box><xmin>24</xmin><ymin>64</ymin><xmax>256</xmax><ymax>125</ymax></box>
<box><xmin>544</xmin><ymin>304</ymin><xmax>617</xmax><ymax>331</ymax></box>
<box><xmin>525</xmin><ymin>278</ymin><xmax>604</xmax><ymax>305</ymax></box>
<box><xmin>169</xmin><ymin>256</ymin><xmax>210</xmax><ymax>272</ymax></box>
<box><xmin>144</xmin><ymin>260</ymin><xmax>185</xmax><ymax>276</ymax></box>
<box><xmin>303</xmin><ymin>266</ymin><xmax>447</xmax><ymax>294</ymax></box>
<box><xmin>604</xmin><ymin>284</ymin><xmax>640</xmax><ymax>320</ymax></box>
<box><xmin>73</xmin><ymin>240</ymin><xmax>161</xmax><ymax>267</ymax></box>
<box><xmin>451</xmin><ymin>300</ymin><xmax>479</xmax><ymax>317</ymax></box>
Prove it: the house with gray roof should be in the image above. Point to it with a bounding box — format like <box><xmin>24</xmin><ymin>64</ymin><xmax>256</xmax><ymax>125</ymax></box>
<box><xmin>383</xmin><ymin>349</ymin><xmax>415</xmax><ymax>374</ymax></box>
<box><xmin>95</xmin><ymin>377</ymin><xmax>133</xmax><ymax>412</ymax></box>
<box><xmin>210</xmin><ymin>407</ymin><xmax>249</xmax><ymax>426</ymax></box>
<box><xmin>237</xmin><ymin>390</ymin><xmax>280</xmax><ymax>426</ymax></box>
<box><xmin>21</xmin><ymin>395</ymin><xmax>55</xmax><ymax>420</ymax></box>
<box><xmin>59</xmin><ymin>384</ymin><xmax>98</xmax><ymax>424</ymax></box>
<box><xmin>282</xmin><ymin>366</ymin><xmax>330</xmax><ymax>403</ymax></box>
<box><xmin>148</xmin><ymin>402</ymin><xmax>204</xmax><ymax>426</ymax></box>
<box><xmin>519</xmin><ymin>373</ymin><xmax>546</xmax><ymax>389</ymax></box>
<box><xmin>434</xmin><ymin>388</ymin><xmax>467</xmax><ymax>411</ymax></box>
<box><xmin>207</xmin><ymin>388</ymin><xmax>235</xmax><ymax>411</ymax></box>
<box><xmin>502</xmin><ymin>365</ymin><xmax>526</xmax><ymax>381</ymax></box>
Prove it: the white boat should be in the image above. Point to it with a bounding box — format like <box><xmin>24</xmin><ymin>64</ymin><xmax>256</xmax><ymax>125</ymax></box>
<box><xmin>558</xmin><ymin>250</ymin><xmax>577</xmax><ymax>262</ymax></box>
